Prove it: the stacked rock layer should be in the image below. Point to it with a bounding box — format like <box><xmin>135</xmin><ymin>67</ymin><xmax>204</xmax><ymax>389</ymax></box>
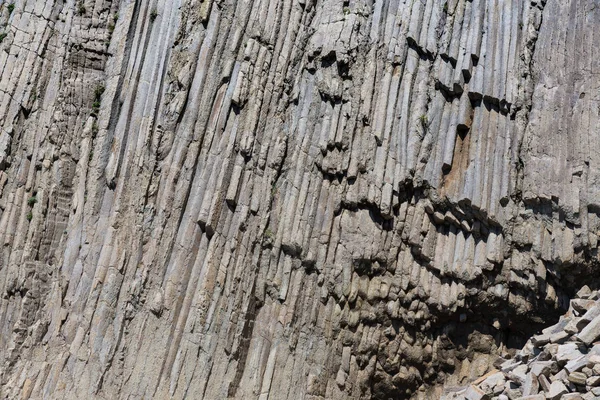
<box><xmin>0</xmin><ymin>0</ymin><xmax>597</xmax><ymax>399</ymax></box>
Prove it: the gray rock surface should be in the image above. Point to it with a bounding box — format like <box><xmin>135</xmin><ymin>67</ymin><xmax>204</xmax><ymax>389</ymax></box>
<box><xmin>0</xmin><ymin>0</ymin><xmax>598</xmax><ymax>399</ymax></box>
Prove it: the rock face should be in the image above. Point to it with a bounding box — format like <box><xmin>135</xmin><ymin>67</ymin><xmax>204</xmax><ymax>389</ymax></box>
<box><xmin>0</xmin><ymin>0</ymin><xmax>597</xmax><ymax>399</ymax></box>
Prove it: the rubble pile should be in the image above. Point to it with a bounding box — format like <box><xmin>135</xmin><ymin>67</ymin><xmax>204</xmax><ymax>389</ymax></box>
<box><xmin>443</xmin><ymin>286</ymin><xmax>600</xmax><ymax>400</ymax></box>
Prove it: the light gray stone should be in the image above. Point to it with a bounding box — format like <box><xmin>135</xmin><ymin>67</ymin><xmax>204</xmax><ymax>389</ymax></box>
<box><xmin>556</xmin><ymin>343</ymin><xmax>583</xmax><ymax>363</ymax></box>
<box><xmin>530</xmin><ymin>361</ymin><xmax>553</xmax><ymax>377</ymax></box>
<box><xmin>522</xmin><ymin>372</ymin><xmax>539</xmax><ymax>396</ymax></box>
<box><xmin>561</xmin><ymin>394</ymin><xmax>584</xmax><ymax>400</ymax></box>
<box><xmin>546</xmin><ymin>381</ymin><xmax>568</xmax><ymax>400</ymax></box>
<box><xmin>577</xmin><ymin>314</ymin><xmax>600</xmax><ymax>345</ymax></box>
<box><xmin>566</xmin><ymin>356</ymin><xmax>589</xmax><ymax>373</ymax></box>
<box><xmin>586</xmin><ymin>375</ymin><xmax>600</xmax><ymax>387</ymax></box>
<box><xmin>464</xmin><ymin>384</ymin><xmax>489</xmax><ymax>400</ymax></box>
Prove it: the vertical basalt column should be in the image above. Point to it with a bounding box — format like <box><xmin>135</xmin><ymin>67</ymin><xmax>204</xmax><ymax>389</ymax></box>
<box><xmin>0</xmin><ymin>0</ymin><xmax>599</xmax><ymax>399</ymax></box>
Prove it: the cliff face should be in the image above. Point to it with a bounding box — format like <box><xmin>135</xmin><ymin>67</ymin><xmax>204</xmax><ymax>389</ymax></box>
<box><xmin>0</xmin><ymin>0</ymin><xmax>596</xmax><ymax>399</ymax></box>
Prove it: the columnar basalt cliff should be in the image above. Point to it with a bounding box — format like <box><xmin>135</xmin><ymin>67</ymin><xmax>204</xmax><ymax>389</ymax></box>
<box><xmin>0</xmin><ymin>0</ymin><xmax>596</xmax><ymax>399</ymax></box>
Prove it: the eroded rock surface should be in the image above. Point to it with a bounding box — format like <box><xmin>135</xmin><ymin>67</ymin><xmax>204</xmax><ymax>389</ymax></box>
<box><xmin>0</xmin><ymin>0</ymin><xmax>596</xmax><ymax>399</ymax></box>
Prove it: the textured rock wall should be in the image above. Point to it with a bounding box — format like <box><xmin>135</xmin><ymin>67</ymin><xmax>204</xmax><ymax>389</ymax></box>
<box><xmin>0</xmin><ymin>0</ymin><xmax>596</xmax><ymax>399</ymax></box>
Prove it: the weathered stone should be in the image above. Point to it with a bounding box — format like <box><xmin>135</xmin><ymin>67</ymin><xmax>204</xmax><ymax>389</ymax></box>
<box><xmin>568</xmin><ymin>371</ymin><xmax>588</xmax><ymax>386</ymax></box>
<box><xmin>480</xmin><ymin>371</ymin><xmax>505</xmax><ymax>392</ymax></box>
<box><xmin>522</xmin><ymin>372</ymin><xmax>540</xmax><ymax>396</ymax></box>
<box><xmin>586</xmin><ymin>375</ymin><xmax>600</xmax><ymax>387</ymax></box>
<box><xmin>578</xmin><ymin>314</ymin><xmax>600</xmax><ymax>345</ymax></box>
<box><xmin>565</xmin><ymin>318</ymin><xmax>583</xmax><ymax>335</ymax></box>
<box><xmin>571</xmin><ymin>299</ymin><xmax>597</xmax><ymax>314</ymax></box>
<box><xmin>505</xmin><ymin>388</ymin><xmax>523</xmax><ymax>400</ymax></box>
<box><xmin>561</xmin><ymin>394</ymin><xmax>584</xmax><ymax>400</ymax></box>
<box><xmin>546</xmin><ymin>381</ymin><xmax>568</xmax><ymax>400</ymax></box>
<box><xmin>531</xmin><ymin>334</ymin><xmax>551</xmax><ymax>347</ymax></box>
<box><xmin>501</xmin><ymin>361</ymin><xmax>523</xmax><ymax>373</ymax></box>
<box><xmin>588</xmin><ymin>354</ymin><xmax>600</xmax><ymax>364</ymax></box>
<box><xmin>577</xmin><ymin>286</ymin><xmax>592</xmax><ymax>299</ymax></box>
<box><xmin>551</xmin><ymin>369</ymin><xmax>568</xmax><ymax>383</ymax></box>
<box><xmin>530</xmin><ymin>361</ymin><xmax>553</xmax><ymax>377</ymax></box>
<box><xmin>576</xmin><ymin>306</ymin><xmax>600</xmax><ymax>332</ymax></box>
<box><xmin>538</xmin><ymin>374</ymin><xmax>551</xmax><ymax>392</ymax></box>
<box><xmin>566</xmin><ymin>356</ymin><xmax>589</xmax><ymax>373</ymax></box>
<box><xmin>464</xmin><ymin>384</ymin><xmax>489</xmax><ymax>400</ymax></box>
<box><xmin>509</xmin><ymin>365</ymin><xmax>529</xmax><ymax>385</ymax></box>
<box><xmin>549</xmin><ymin>330</ymin><xmax>570</xmax><ymax>344</ymax></box>
<box><xmin>556</xmin><ymin>343</ymin><xmax>583</xmax><ymax>363</ymax></box>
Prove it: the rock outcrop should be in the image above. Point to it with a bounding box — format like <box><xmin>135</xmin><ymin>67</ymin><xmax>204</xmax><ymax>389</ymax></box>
<box><xmin>0</xmin><ymin>0</ymin><xmax>597</xmax><ymax>399</ymax></box>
